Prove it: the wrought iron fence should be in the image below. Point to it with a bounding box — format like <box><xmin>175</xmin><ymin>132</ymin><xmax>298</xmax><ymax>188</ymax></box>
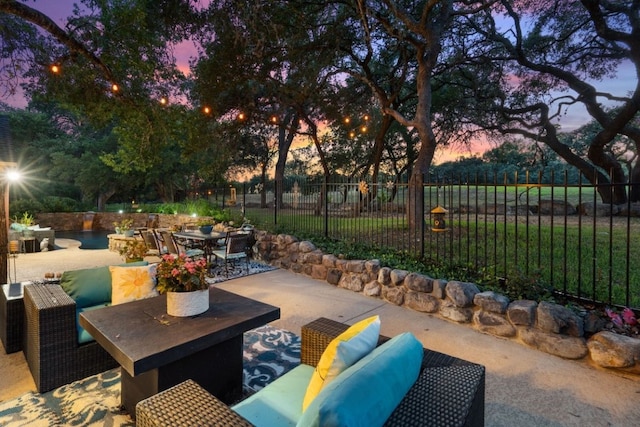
<box><xmin>237</xmin><ymin>172</ymin><xmax>640</xmax><ymax>311</ymax></box>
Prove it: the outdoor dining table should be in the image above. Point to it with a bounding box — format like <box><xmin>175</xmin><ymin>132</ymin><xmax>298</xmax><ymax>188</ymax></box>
<box><xmin>173</xmin><ymin>230</ymin><xmax>226</xmax><ymax>262</ymax></box>
<box><xmin>79</xmin><ymin>287</ymin><xmax>280</xmax><ymax>416</ymax></box>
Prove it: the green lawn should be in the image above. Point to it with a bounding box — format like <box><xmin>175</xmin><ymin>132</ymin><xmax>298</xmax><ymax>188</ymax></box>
<box><xmin>245</xmin><ymin>204</ymin><xmax>640</xmax><ymax>309</ymax></box>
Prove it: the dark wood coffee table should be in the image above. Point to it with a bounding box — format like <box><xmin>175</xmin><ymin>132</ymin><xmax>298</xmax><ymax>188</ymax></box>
<box><xmin>79</xmin><ymin>287</ymin><xmax>280</xmax><ymax>415</ymax></box>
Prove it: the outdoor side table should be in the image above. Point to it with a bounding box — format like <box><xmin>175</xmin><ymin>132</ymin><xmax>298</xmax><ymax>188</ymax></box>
<box><xmin>20</xmin><ymin>237</ymin><xmax>37</xmax><ymax>253</ymax></box>
<box><xmin>1</xmin><ymin>282</ymin><xmax>27</xmax><ymax>353</ymax></box>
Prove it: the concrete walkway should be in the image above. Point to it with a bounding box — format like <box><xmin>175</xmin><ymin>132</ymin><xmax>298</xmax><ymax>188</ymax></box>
<box><xmin>2</xmin><ymin>244</ymin><xmax>640</xmax><ymax>425</ymax></box>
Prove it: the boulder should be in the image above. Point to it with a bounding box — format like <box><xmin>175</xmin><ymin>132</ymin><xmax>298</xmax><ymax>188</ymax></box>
<box><xmin>404</xmin><ymin>272</ymin><xmax>433</xmax><ymax>293</ymax></box>
<box><xmin>536</xmin><ymin>302</ymin><xmax>584</xmax><ymax>337</ymax></box>
<box><xmin>383</xmin><ymin>286</ymin><xmax>405</xmax><ymax>306</ymax></box>
<box><xmin>404</xmin><ymin>291</ymin><xmax>440</xmax><ymax>313</ymax></box>
<box><xmin>390</xmin><ymin>269</ymin><xmax>409</xmax><ymax>286</ymax></box>
<box><xmin>378</xmin><ymin>267</ymin><xmax>392</xmax><ymax>286</ymax></box>
<box><xmin>587</xmin><ymin>331</ymin><xmax>640</xmax><ymax>372</ymax></box>
<box><xmin>474</xmin><ymin>291</ymin><xmax>509</xmax><ymax>314</ymax></box>
<box><xmin>363</xmin><ymin>280</ymin><xmax>381</xmax><ymax>297</ymax></box>
<box><xmin>338</xmin><ymin>273</ymin><xmax>364</xmax><ymax>292</ymax></box>
<box><xmin>473</xmin><ymin>311</ymin><xmax>516</xmax><ymax>337</ymax></box>
<box><xmin>445</xmin><ymin>281</ymin><xmax>480</xmax><ymax>308</ymax></box>
<box><xmin>520</xmin><ymin>328</ymin><xmax>588</xmax><ymax>359</ymax></box>
<box><xmin>440</xmin><ymin>301</ymin><xmax>474</xmax><ymax>323</ymax></box>
<box><xmin>507</xmin><ymin>300</ymin><xmax>537</xmax><ymax>326</ymax></box>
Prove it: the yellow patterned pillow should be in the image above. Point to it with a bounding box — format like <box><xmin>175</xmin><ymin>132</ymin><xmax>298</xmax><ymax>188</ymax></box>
<box><xmin>110</xmin><ymin>264</ymin><xmax>158</xmax><ymax>305</ymax></box>
<box><xmin>302</xmin><ymin>315</ymin><xmax>380</xmax><ymax>411</ymax></box>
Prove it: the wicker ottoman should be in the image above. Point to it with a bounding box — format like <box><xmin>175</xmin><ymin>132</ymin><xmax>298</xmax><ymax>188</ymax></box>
<box><xmin>135</xmin><ymin>379</ymin><xmax>253</xmax><ymax>427</ymax></box>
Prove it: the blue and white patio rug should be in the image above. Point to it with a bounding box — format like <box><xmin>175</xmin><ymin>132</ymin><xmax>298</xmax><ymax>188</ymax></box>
<box><xmin>0</xmin><ymin>325</ymin><xmax>300</xmax><ymax>426</ymax></box>
<box><xmin>206</xmin><ymin>260</ymin><xmax>276</xmax><ymax>284</ymax></box>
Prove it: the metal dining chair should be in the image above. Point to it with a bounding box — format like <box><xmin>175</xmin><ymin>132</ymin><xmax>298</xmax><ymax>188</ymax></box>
<box><xmin>141</xmin><ymin>230</ymin><xmax>160</xmax><ymax>256</ymax></box>
<box><xmin>211</xmin><ymin>233</ymin><xmax>250</xmax><ymax>277</ymax></box>
<box><xmin>159</xmin><ymin>231</ymin><xmax>205</xmax><ymax>259</ymax></box>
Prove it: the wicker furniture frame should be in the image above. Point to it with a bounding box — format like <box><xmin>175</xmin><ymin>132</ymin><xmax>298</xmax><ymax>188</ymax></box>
<box><xmin>23</xmin><ymin>283</ymin><xmax>118</xmax><ymax>393</ymax></box>
<box><xmin>136</xmin><ymin>317</ymin><xmax>485</xmax><ymax>427</ymax></box>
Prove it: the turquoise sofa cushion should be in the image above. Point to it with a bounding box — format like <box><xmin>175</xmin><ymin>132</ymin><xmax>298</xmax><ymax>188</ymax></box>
<box><xmin>298</xmin><ymin>332</ymin><xmax>423</xmax><ymax>427</ymax></box>
<box><xmin>76</xmin><ymin>304</ymin><xmax>110</xmax><ymax>344</ymax></box>
<box><xmin>60</xmin><ymin>261</ymin><xmax>148</xmax><ymax>309</ymax></box>
<box><xmin>233</xmin><ymin>364</ymin><xmax>314</xmax><ymax>427</ymax></box>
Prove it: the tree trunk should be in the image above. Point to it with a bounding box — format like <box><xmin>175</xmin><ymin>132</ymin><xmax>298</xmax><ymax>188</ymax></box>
<box><xmin>587</xmin><ymin>144</ymin><xmax>628</xmax><ymax>204</ymax></box>
<box><xmin>274</xmin><ymin>113</ymin><xmax>298</xmax><ymax>209</ymax></box>
<box><xmin>96</xmin><ymin>188</ymin><xmax>116</xmax><ymax>212</ymax></box>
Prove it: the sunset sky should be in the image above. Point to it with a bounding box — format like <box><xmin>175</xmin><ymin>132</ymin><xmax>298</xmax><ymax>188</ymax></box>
<box><xmin>5</xmin><ymin>1</ymin><xmax>638</xmax><ymax>163</ymax></box>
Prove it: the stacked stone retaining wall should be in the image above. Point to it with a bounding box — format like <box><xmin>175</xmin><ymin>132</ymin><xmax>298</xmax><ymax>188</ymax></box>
<box><xmin>254</xmin><ymin>231</ymin><xmax>640</xmax><ymax>377</ymax></box>
<box><xmin>35</xmin><ymin>212</ymin><xmax>205</xmax><ymax>231</ymax></box>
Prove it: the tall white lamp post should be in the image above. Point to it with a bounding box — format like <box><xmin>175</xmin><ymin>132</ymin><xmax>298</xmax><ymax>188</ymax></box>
<box><xmin>0</xmin><ymin>163</ymin><xmax>19</xmax><ymax>285</ymax></box>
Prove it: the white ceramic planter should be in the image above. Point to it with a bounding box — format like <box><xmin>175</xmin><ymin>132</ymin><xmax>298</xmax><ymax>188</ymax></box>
<box><xmin>166</xmin><ymin>289</ymin><xmax>209</xmax><ymax>317</ymax></box>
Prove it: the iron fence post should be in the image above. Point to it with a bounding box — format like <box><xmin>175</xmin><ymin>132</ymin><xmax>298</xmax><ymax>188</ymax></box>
<box><xmin>274</xmin><ymin>180</ymin><xmax>278</xmax><ymax>226</ymax></box>
<box><xmin>323</xmin><ymin>176</ymin><xmax>329</xmax><ymax>237</ymax></box>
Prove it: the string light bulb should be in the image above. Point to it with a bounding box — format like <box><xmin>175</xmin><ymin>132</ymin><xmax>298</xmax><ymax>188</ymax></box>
<box><xmin>238</xmin><ymin>112</ymin><xmax>245</xmax><ymax>120</ymax></box>
<box><xmin>111</xmin><ymin>83</ymin><xmax>119</xmax><ymax>93</ymax></box>
<box><xmin>343</xmin><ymin>114</ymin><xmax>371</xmax><ymax>138</ymax></box>
<box><xmin>159</xmin><ymin>96</ymin><xmax>168</xmax><ymax>106</ymax></box>
<box><xmin>50</xmin><ymin>64</ymin><xmax>60</xmax><ymax>74</ymax></box>
<box><xmin>203</xmin><ymin>106</ymin><xmax>211</xmax><ymax>114</ymax></box>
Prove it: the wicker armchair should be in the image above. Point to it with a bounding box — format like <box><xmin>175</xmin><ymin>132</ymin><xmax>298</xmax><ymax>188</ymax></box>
<box><xmin>23</xmin><ymin>283</ymin><xmax>117</xmax><ymax>393</ymax></box>
<box><xmin>137</xmin><ymin>317</ymin><xmax>485</xmax><ymax>427</ymax></box>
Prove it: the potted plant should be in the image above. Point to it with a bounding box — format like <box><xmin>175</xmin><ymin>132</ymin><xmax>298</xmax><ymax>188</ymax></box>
<box><xmin>113</xmin><ymin>218</ymin><xmax>135</xmax><ymax>237</ymax></box>
<box><xmin>156</xmin><ymin>253</ymin><xmax>210</xmax><ymax>317</ymax></box>
<box><xmin>197</xmin><ymin>218</ymin><xmax>214</xmax><ymax>234</ymax></box>
<box><xmin>11</xmin><ymin>212</ymin><xmax>36</xmax><ymax>235</ymax></box>
<box><xmin>118</xmin><ymin>240</ymin><xmax>148</xmax><ymax>263</ymax></box>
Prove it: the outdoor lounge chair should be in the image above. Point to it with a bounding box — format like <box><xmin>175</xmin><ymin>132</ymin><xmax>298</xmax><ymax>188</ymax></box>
<box><xmin>136</xmin><ymin>317</ymin><xmax>485</xmax><ymax>426</ymax></box>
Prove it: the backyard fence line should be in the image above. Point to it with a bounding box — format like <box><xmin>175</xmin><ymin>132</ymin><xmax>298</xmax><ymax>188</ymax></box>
<box><xmin>209</xmin><ymin>171</ymin><xmax>640</xmax><ymax>311</ymax></box>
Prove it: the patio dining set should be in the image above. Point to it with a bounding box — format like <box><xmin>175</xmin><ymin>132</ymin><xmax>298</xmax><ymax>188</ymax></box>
<box><xmin>137</xmin><ymin>224</ymin><xmax>254</xmax><ymax>277</ymax></box>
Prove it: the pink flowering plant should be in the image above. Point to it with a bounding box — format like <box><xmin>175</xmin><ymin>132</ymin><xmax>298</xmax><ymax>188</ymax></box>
<box><xmin>156</xmin><ymin>253</ymin><xmax>209</xmax><ymax>293</ymax></box>
<box><xmin>605</xmin><ymin>307</ymin><xmax>639</xmax><ymax>338</ymax></box>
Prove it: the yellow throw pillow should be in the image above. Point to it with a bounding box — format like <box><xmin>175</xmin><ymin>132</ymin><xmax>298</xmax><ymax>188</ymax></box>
<box><xmin>110</xmin><ymin>264</ymin><xmax>158</xmax><ymax>305</ymax></box>
<box><xmin>302</xmin><ymin>315</ymin><xmax>380</xmax><ymax>411</ymax></box>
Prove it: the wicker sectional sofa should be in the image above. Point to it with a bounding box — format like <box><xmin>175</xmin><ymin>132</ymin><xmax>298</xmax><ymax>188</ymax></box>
<box><xmin>136</xmin><ymin>317</ymin><xmax>486</xmax><ymax>426</ymax></box>
<box><xmin>22</xmin><ymin>262</ymin><xmax>152</xmax><ymax>392</ymax></box>
<box><xmin>23</xmin><ymin>283</ymin><xmax>117</xmax><ymax>392</ymax></box>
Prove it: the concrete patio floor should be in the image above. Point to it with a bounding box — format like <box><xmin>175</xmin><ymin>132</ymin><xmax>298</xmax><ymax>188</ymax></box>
<box><xmin>2</xmin><ymin>242</ymin><xmax>640</xmax><ymax>426</ymax></box>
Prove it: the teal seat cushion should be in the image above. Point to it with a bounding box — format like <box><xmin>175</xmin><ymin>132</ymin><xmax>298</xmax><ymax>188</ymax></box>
<box><xmin>233</xmin><ymin>364</ymin><xmax>314</xmax><ymax>427</ymax></box>
<box><xmin>60</xmin><ymin>261</ymin><xmax>148</xmax><ymax>309</ymax></box>
<box><xmin>298</xmin><ymin>332</ymin><xmax>423</xmax><ymax>427</ymax></box>
<box><xmin>76</xmin><ymin>303</ymin><xmax>111</xmax><ymax>344</ymax></box>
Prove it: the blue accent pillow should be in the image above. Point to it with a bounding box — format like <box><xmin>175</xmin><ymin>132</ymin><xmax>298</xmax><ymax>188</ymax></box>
<box><xmin>298</xmin><ymin>332</ymin><xmax>423</xmax><ymax>427</ymax></box>
<box><xmin>76</xmin><ymin>304</ymin><xmax>110</xmax><ymax>344</ymax></box>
